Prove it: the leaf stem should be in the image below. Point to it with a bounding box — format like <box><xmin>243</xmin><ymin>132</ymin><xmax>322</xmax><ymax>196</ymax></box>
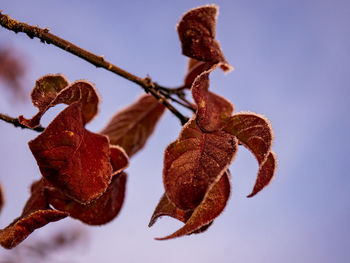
<box><xmin>0</xmin><ymin>113</ymin><xmax>44</xmax><ymax>132</ymax></box>
<box><xmin>0</xmin><ymin>11</ymin><xmax>189</xmax><ymax>125</ymax></box>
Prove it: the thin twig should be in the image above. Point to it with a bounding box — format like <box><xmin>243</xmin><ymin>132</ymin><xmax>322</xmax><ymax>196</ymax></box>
<box><xmin>0</xmin><ymin>113</ymin><xmax>44</xmax><ymax>132</ymax></box>
<box><xmin>0</xmin><ymin>11</ymin><xmax>189</xmax><ymax>125</ymax></box>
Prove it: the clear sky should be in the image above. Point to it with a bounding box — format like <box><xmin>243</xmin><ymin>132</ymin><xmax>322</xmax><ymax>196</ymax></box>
<box><xmin>0</xmin><ymin>0</ymin><xmax>349</xmax><ymax>262</ymax></box>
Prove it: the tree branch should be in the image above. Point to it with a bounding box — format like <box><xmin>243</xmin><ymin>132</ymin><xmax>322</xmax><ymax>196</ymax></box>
<box><xmin>0</xmin><ymin>11</ymin><xmax>189</xmax><ymax>125</ymax></box>
<box><xmin>0</xmin><ymin>113</ymin><xmax>44</xmax><ymax>132</ymax></box>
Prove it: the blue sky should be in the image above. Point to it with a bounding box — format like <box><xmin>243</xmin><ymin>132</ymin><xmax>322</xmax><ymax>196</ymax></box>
<box><xmin>1</xmin><ymin>1</ymin><xmax>349</xmax><ymax>262</ymax></box>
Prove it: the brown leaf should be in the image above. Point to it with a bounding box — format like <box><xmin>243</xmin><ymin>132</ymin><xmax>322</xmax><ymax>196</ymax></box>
<box><xmin>247</xmin><ymin>151</ymin><xmax>277</xmax><ymax>197</ymax></box>
<box><xmin>163</xmin><ymin>117</ymin><xmax>237</xmax><ymax>210</ymax></box>
<box><xmin>191</xmin><ymin>67</ymin><xmax>234</xmax><ymax>132</ymax></box>
<box><xmin>0</xmin><ymin>180</ymin><xmax>68</xmax><ymax>249</ymax></box>
<box><xmin>110</xmin><ymin>145</ymin><xmax>129</xmax><ymax>176</ymax></box>
<box><xmin>177</xmin><ymin>5</ymin><xmax>232</xmax><ymax>71</ymax></box>
<box><xmin>223</xmin><ymin>113</ymin><xmax>275</xmax><ymax>197</ymax></box>
<box><xmin>45</xmin><ymin>172</ymin><xmax>127</xmax><ymax>225</ymax></box>
<box><xmin>223</xmin><ymin>113</ymin><xmax>273</xmax><ymax>163</ymax></box>
<box><xmin>29</xmin><ymin>102</ymin><xmax>128</xmax><ymax>203</ymax></box>
<box><xmin>184</xmin><ymin>59</ymin><xmax>212</xmax><ymax>88</ymax></box>
<box><xmin>0</xmin><ymin>210</ymin><xmax>68</xmax><ymax>249</ymax></box>
<box><xmin>148</xmin><ymin>194</ymin><xmax>193</xmax><ymax>227</ymax></box>
<box><xmin>156</xmin><ymin>171</ymin><xmax>230</xmax><ymax>240</ymax></box>
<box><xmin>101</xmin><ymin>94</ymin><xmax>165</xmax><ymax>157</ymax></box>
<box><xmin>19</xmin><ymin>76</ymin><xmax>99</xmax><ymax>128</ymax></box>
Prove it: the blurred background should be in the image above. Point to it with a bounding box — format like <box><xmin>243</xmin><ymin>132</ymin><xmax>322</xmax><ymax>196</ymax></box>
<box><xmin>0</xmin><ymin>0</ymin><xmax>349</xmax><ymax>262</ymax></box>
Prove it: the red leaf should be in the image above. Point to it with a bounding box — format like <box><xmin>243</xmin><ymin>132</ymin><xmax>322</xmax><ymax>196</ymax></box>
<box><xmin>192</xmin><ymin>68</ymin><xmax>234</xmax><ymax>132</ymax></box>
<box><xmin>148</xmin><ymin>194</ymin><xmax>193</xmax><ymax>227</ymax></box>
<box><xmin>223</xmin><ymin>113</ymin><xmax>274</xmax><ymax>163</ymax></box>
<box><xmin>223</xmin><ymin>113</ymin><xmax>275</xmax><ymax>196</ymax></box>
<box><xmin>247</xmin><ymin>151</ymin><xmax>277</xmax><ymax>197</ymax></box>
<box><xmin>177</xmin><ymin>5</ymin><xmax>232</xmax><ymax>72</ymax></box>
<box><xmin>19</xmin><ymin>76</ymin><xmax>99</xmax><ymax>128</ymax></box>
<box><xmin>0</xmin><ymin>210</ymin><xmax>68</xmax><ymax>249</ymax></box>
<box><xmin>29</xmin><ymin>102</ymin><xmax>128</xmax><ymax>203</ymax></box>
<box><xmin>184</xmin><ymin>59</ymin><xmax>213</xmax><ymax>88</ymax></box>
<box><xmin>45</xmin><ymin>172</ymin><xmax>127</xmax><ymax>225</ymax></box>
<box><xmin>0</xmin><ymin>180</ymin><xmax>68</xmax><ymax>249</ymax></box>
<box><xmin>101</xmin><ymin>94</ymin><xmax>165</xmax><ymax>157</ymax></box>
<box><xmin>110</xmin><ymin>145</ymin><xmax>129</xmax><ymax>176</ymax></box>
<box><xmin>163</xmin><ymin>117</ymin><xmax>237</xmax><ymax>210</ymax></box>
<box><xmin>156</xmin><ymin>171</ymin><xmax>230</xmax><ymax>240</ymax></box>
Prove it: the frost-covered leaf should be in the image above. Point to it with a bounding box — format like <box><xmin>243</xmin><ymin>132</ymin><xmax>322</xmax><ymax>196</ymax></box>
<box><xmin>156</xmin><ymin>171</ymin><xmax>230</xmax><ymax>240</ymax></box>
<box><xmin>19</xmin><ymin>75</ymin><xmax>99</xmax><ymax>128</ymax></box>
<box><xmin>29</xmin><ymin>102</ymin><xmax>128</xmax><ymax>204</ymax></box>
<box><xmin>177</xmin><ymin>5</ymin><xmax>232</xmax><ymax>71</ymax></box>
<box><xmin>184</xmin><ymin>59</ymin><xmax>212</xmax><ymax>88</ymax></box>
<box><xmin>0</xmin><ymin>180</ymin><xmax>68</xmax><ymax>249</ymax></box>
<box><xmin>223</xmin><ymin>113</ymin><xmax>274</xmax><ymax>163</ymax></box>
<box><xmin>148</xmin><ymin>194</ymin><xmax>192</xmax><ymax>227</ymax></box>
<box><xmin>223</xmin><ymin>113</ymin><xmax>275</xmax><ymax>197</ymax></box>
<box><xmin>110</xmin><ymin>145</ymin><xmax>129</xmax><ymax>176</ymax></box>
<box><xmin>45</xmin><ymin>172</ymin><xmax>127</xmax><ymax>225</ymax></box>
<box><xmin>247</xmin><ymin>151</ymin><xmax>277</xmax><ymax>197</ymax></box>
<box><xmin>192</xmin><ymin>68</ymin><xmax>234</xmax><ymax>132</ymax></box>
<box><xmin>101</xmin><ymin>94</ymin><xmax>165</xmax><ymax>157</ymax></box>
<box><xmin>163</xmin><ymin>117</ymin><xmax>237</xmax><ymax>210</ymax></box>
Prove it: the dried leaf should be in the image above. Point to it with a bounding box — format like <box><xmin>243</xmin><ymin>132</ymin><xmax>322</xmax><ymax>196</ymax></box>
<box><xmin>29</xmin><ymin>102</ymin><xmax>128</xmax><ymax>203</ymax></box>
<box><xmin>223</xmin><ymin>113</ymin><xmax>275</xmax><ymax>197</ymax></box>
<box><xmin>192</xmin><ymin>68</ymin><xmax>234</xmax><ymax>132</ymax></box>
<box><xmin>177</xmin><ymin>5</ymin><xmax>232</xmax><ymax>71</ymax></box>
<box><xmin>223</xmin><ymin>113</ymin><xmax>274</xmax><ymax>163</ymax></box>
<box><xmin>184</xmin><ymin>59</ymin><xmax>212</xmax><ymax>88</ymax></box>
<box><xmin>163</xmin><ymin>117</ymin><xmax>237</xmax><ymax>210</ymax></box>
<box><xmin>110</xmin><ymin>145</ymin><xmax>129</xmax><ymax>176</ymax></box>
<box><xmin>45</xmin><ymin>172</ymin><xmax>127</xmax><ymax>225</ymax></box>
<box><xmin>156</xmin><ymin>171</ymin><xmax>230</xmax><ymax>240</ymax></box>
<box><xmin>148</xmin><ymin>194</ymin><xmax>192</xmax><ymax>227</ymax></box>
<box><xmin>19</xmin><ymin>76</ymin><xmax>99</xmax><ymax>128</ymax></box>
<box><xmin>0</xmin><ymin>180</ymin><xmax>68</xmax><ymax>249</ymax></box>
<box><xmin>101</xmin><ymin>94</ymin><xmax>165</xmax><ymax>157</ymax></box>
<box><xmin>247</xmin><ymin>151</ymin><xmax>277</xmax><ymax>197</ymax></box>
<box><xmin>0</xmin><ymin>210</ymin><xmax>68</xmax><ymax>249</ymax></box>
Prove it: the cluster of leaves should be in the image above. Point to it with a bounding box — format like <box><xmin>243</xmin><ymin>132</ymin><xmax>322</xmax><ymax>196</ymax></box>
<box><xmin>148</xmin><ymin>5</ymin><xmax>276</xmax><ymax>239</ymax></box>
<box><xmin>0</xmin><ymin>4</ymin><xmax>276</xmax><ymax>248</ymax></box>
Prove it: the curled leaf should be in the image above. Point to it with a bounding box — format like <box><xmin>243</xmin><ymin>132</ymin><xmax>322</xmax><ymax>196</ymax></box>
<box><xmin>247</xmin><ymin>151</ymin><xmax>277</xmax><ymax>197</ymax></box>
<box><xmin>148</xmin><ymin>194</ymin><xmax>192</xmax><ymax>227</ymax></box>
<box><xmin>45</xmin><ymin>172</ymin><xmax>127</xmax><ymax>225</ymax></box>
<box><xmin>223</xmin><ymin>113</ymin><xmax>275</xmax><ymax>197</ymax></box>
<box><xmin>223</xmin><ymin>113</ymin><xmax>274</xmax><ymax>163</ymax></box>
<box><xmin>192</xmin><ymin>68</ymin><xmax>234</xmax><ymax>132</ymax></box>
<box><xmin>184</xmin><ymin>59</ymin><xmax>212</xmax><ymax>88</ymax></box>
<box><xmin>163</xmin><ymin>117</ymin><xmax>237</xmax><ymax>210</ymax></box>
<box><xmin>101</xmin><ymin>94</ymin><xmax>165</xmax><ymax>157</ymax></box>
<box><xmin>19</xmin><ymin>75</ymin><xmax>99</xmax><ymax>128</ymax></box>
<box><xmin>156</xmin><ymin>171</ymin><xmax>230</xmax><ymax>240</ymax></box>
<box><xmin>29</xmin><ymin>102</ymin><xmax>128</xmax><ymax>203</ymax></box>
<box><xmin>110</xmin><ymin>145</ymin><xmax>129</xmax><ymax>176</ymax></box>
<box><xmin>177</xmin><ymin>5</ymin><xmax>232</xmax><ymax>71</ymax></box>
<box><xmin>0</xmin><ymin>210</ymin><xmax>68</xmax><ymax>249</ymax></box>
<box><xmin>0</xmin><ymin>180</ymin><xmax>68</xmax><ymax>249</ymax></box>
